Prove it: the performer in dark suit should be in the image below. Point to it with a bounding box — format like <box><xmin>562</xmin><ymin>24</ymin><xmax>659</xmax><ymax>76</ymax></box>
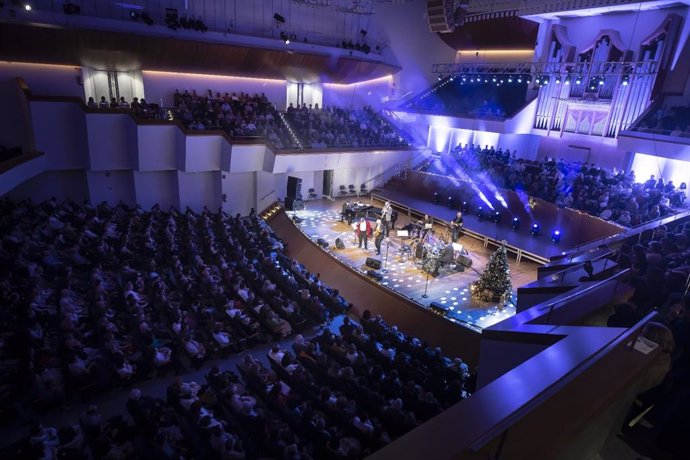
<box><xmin>450</xmin><ymin>211</ymin><xmax>464</xmax><ymax>242</ymax></box>
<box><xmin>355</xmin><ymin>217</ymin><xmax>373</xmax><ymax>249</ymax></box>
<box><xmin>341</xmin><ymin>201</ymin><xmax>351</xmax><ymax>224</ymax></box>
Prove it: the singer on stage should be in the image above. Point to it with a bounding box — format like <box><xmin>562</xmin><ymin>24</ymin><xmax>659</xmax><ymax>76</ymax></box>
<box><xmin>450</xmin><ymin>211</ymin><xmax>464</xmax><ymax>242</ymax></box>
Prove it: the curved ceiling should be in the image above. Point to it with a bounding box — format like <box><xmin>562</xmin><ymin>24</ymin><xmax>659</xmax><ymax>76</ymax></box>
<box><xmin>439</xmin><ymin>17</ymin><xmax>539</xmax><ymax>50</ymax></box>
<box><xmin>0</xmin><ymin>22</ymin><xmax>400</xmax><ymax>83</ymax></box>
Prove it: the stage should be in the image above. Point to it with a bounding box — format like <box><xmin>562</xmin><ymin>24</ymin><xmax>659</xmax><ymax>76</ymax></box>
<box><xmin>289</xmin><ymin>199</ymin><xmax>540</xmax><ymax>330</ymax></box>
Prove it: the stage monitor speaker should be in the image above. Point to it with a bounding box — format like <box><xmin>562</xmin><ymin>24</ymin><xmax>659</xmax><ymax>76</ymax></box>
<box><xmin>287</xmin><ymin>176</ymin><xmax>303</xmax><ymax>198</ymax></box>
<box><xmin>365</xmin><ymin>257</ymin><xmax>382</xmax><ymax>269</ymax></box>
<box><xmin>457</xmin><ymin>254</ymin><xmax>473</xmax><ymax>268</ymax></box>
<box><xmin>285</xmin><ymin>196</ymin><xmax>304</xmax><ymax>211</ymax></box>
<box><xmin>367</xmin><ymin>270</ymin><xmax>383</xmax><ymax>281</ymax></box>
<box><xmin>430</xmin><ymin>301</ymin><xmax>449</xmax><ymax>317</ymax></box>
<box><xmin>335</xmin><ymin>238</ymin><xmax>345</xmax><ymax>250</ymax></box>
<box><xmin>316</xmin><ymin>238</ymin><xmax>329</xmax><ymax>249</ymax></box>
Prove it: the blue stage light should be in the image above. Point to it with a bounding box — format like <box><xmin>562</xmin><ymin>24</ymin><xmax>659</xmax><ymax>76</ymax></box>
<box><xmin>493</xmin><ymin>211</ymin><xmax>502</xmax><ymax>224</ymax></box>
<box><xmin>477</xmin><ymin>206</ymin><xmax>484</xmax><ymax>219</ymax></box>
<box><xmin>551</xmin><ymin>230</ymin><xmax>561</xmax><ymax>243</ymax></box>
<box><xmin>531</xmin><ymin>223</ymin><xmax>540</xmax><ymax>236</ymax></box>
<box><xmin>512</xmin><ymin>217</ymin><xmax>520</xmax><ymax>230</ymax></box>
<box><xmin>433</xmin><ymin>192</ymin><xmax>440</xmax><ymax>204</ymax></box>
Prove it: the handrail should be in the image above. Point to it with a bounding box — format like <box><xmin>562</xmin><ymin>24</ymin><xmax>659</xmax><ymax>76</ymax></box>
<box><xmin>534</xmin><ymin>268</ymin><xmax>631</xmax><ymax>318</ymax></box>
<box><xmin>468</xmin><ymin>309</ymin><xmax>656</xmax><ymax>452</ymax></box>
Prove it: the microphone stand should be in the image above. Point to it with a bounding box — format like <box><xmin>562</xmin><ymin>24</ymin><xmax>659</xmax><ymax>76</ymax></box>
<box><xmin>421</xmin><ymin>269</ymin><xmax>430</xmax><ymax>299</ymax></box>
<box><xmin>382</xmin><ymin>238</ymin><xmax>391</xmax><ymax>273</ymax></box>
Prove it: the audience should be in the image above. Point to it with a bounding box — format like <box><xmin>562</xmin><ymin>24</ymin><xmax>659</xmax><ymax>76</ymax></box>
<box><xmin>419</xmin><ymin>143</ymin><xmax>686</xmax><ymax>226</ymax></box>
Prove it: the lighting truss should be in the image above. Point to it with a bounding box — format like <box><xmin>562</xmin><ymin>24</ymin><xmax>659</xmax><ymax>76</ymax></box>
<box><xmin>432</xmin><ymin>60</ymin><xmax>658</xmax><ymax>79</ymax></box>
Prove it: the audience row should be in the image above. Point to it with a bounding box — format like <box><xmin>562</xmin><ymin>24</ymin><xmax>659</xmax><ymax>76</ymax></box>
<box><xmin>419</xmin><ymin>144</ymin><xmax>686</xmax><ymax>226</ymax></box>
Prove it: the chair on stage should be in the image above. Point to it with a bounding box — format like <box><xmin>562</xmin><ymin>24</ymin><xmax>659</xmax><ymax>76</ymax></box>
<box><xmin>360</xmin><ymin>183</ymin><xmax>368</xmax><ymax>196</ymax></box>
<box><xmin>308</xmin><ymin>188</ymin><xmax>318</xmax><ymax>200</ymax></box>
<box><xmin>348</xmin><ymin>184</ymin><xmax>357</xmax><ymax>196</ymax></box>
<box><xmin>339</xmin><ymin>185</ymin><xmax>348</xmax><ymax>197</ymax></box>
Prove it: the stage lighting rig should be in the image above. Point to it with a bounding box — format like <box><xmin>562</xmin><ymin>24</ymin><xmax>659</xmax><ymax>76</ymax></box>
<box><xmin>551</xmin><ymin>230</ymin><xmax>561</xmax><ymax>243</ymax></box>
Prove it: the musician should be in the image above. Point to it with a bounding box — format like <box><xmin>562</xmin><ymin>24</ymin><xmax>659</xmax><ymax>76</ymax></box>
<box><xmin>355</xmin><ymin>217</ymin><xmax>373</xmax><ymax>250</ymax></box>
<box><xmin>374</xmin><ymin>219</ymin><xmax>385</xmax><ymax>255</ymax></box>
<box><xmin>341</xmin><ymin>201</ymin><xmax>352</xmax><ymax>224</ymax></box>
<box><xmin>450</xmin><ymin>211</ymin><xmax>464</xmax><ymax>242</ymax></box>
<box><xmin>419</xmin><ymin>214</ymin><xmax>432</xmax><ymax>239</ymax></box>
<box><xmin>382</xmin><ymin>201</ymin><xmax>393</xmax><ymax>236</ymax></box>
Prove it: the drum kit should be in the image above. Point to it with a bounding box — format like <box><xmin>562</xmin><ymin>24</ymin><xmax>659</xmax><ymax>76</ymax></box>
<box><xmin>407</xmin><ymin>227</ymin><xmax>467</xmax><ymax>276</ymax></box>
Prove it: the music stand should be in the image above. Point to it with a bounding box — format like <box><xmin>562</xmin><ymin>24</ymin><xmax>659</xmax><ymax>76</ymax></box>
<box><xmin>397</xmin><ymin>230</ymin><xmax>412</xmax><ymax>262</ymax></box>
<box><xmin>382</xmin><ymin>237</ymin><xmax>391</xmax><ymax>273</ymax></box>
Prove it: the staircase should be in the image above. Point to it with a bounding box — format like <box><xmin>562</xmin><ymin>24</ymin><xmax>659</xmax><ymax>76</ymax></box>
<box><xmin>277</xmin><ymin>112</ymin><xmax>304</xmax><ymax>149</ymax></box>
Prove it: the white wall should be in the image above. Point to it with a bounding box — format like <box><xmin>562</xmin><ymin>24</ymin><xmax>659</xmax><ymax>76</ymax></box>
<box><xmin>323</xmin><ymin>76</ymin><xmax>395</xmax><ymax>110</ymax></box>
<box><xmin>374</xmin><ymin>0</ymin><xmax>457</xmax><ymax>105</ymax></box>
<box><xmin>0</xmin><ymin>62</ymin><xmax>84</xmax><ymax>98</ymax></box>
<box><xmin>137</xmin><ymin>125</ymin><xmax>179</xmax><ymax>171</ymax></box>
<box><xmin>142</xmin><ymin>70</ymin><xmax>288</xmax><ymax>108</ymax></box>
<box><xmin>185</xmin><ymin>135</ymin><xmax>225</xmax><ymax>172</ymax></box>
<box><xmin>30</xmin><ymin>101</ymin><xmax>89</xmax><ymax>170</ymax></box>
<box><xmin>221</xmin><ymin>172</ymin><xmax>256</xmax><ymax>215</ymax></box>
<box><xmin>8</xmin><ymin>170</ymin><xmax>89</xmax><ymax>203</ymax></box>
<box><xmin>86</xmin><ymin>113</ymin><xmax>138</xmax><ymax>171</ymax></box>
<box><xmin>177</xmin><ymin>171</ymin><xmax>222</xmax><ymax>211</ymax></box>
<box><xmin>87</xmin><ymin>170</ymin><xmax>136</xmax><ymax>206</ymax></box>
<box><xmin>134</xmin><ymin>171</ymin><xmax>179</xmax><ymax>210</ymax></box>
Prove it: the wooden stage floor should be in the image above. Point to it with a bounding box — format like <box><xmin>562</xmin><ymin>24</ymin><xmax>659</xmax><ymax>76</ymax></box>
<box><xmin>290</xmin><ymin>199</ymin><xmax>541</xmax><ymax>330</ymax></box>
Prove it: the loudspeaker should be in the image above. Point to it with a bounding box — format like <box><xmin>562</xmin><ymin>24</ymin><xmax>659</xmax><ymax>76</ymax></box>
<box><xmin>287</xmin><ymin>176</ymin><xmax>302</xmax><ymax>199</ymax></box>
<box><xmin>457</xmin><ymin>254</ymin><xmax>473</xmax><ymax>268</ymax></box>
<box><xmin>426</xmin><ymin>0</ymin><xmax>456</xmax><ymax>33</ymax></box>
<box><xmin>317</xmin><ymin>238</ymin><xmax>329</xmax><ymax>249</ymax></box>
<box><xmin>367</xmin><ymin>270</ymin><xmax>383</xmax><ymax>281</ymax></box>
<box><xmin>335</xmin><ymin>238</ymin><xmax>345</xmax><ymax>250</ymax></box>
<box><xmin>285</xmin><ymin>196</ymin><xmax>304</xmax><ymax>211</ymax></box>
<box><xmin>365</xmin><ymin>257</ymin><xmax>382</xmax><ymax>269</ymax></box>
<box><xmin>430</xmin><ymin>301</ymin><xmax>449</xmax><ymax>316</ymax></box>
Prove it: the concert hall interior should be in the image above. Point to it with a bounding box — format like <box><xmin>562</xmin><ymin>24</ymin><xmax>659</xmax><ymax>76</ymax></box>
<box><xmin>2</xmin><ymin>1</ymin><xmax>690</xmax><ymax>459</ymax></box>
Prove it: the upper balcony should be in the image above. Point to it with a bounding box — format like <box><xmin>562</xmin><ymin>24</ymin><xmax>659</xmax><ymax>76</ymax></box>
<box><xmin>0</xmin><ymin>1</ymin><xmax>400</xmax><ymax>84</ymax></box>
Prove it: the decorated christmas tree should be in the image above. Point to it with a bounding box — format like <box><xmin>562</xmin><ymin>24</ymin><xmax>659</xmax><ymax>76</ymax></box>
<box><xmin>471</xmin><ymin>242</ymin><xmax>512</xmax><ymax>303</ymax></box>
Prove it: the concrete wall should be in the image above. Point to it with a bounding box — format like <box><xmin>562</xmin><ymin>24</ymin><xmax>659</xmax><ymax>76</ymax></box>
<box><xmin>142</xmin><ymin>70</ymin><xmax>289</xmax><ymax>109</ymax></box>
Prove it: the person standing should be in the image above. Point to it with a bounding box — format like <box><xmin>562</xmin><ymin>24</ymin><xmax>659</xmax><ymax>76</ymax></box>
<box><xmin>382</xmin><ymin>202</ymin><xmax>393</xmax><ymax>236</ymax></box>
<box><xmin>451</xmin><ymin>211</ymin><xmax>464</xmax><ymax>242</ymax></box>
<box><xmin>374</xmin><ymin>219</ymin><xmax>385</xmax><ymax>255</ymax></box>
<box><xmin>356</xmin><ymin>217</ymin><xmax>372</xmax><ymax>249</ymax></box>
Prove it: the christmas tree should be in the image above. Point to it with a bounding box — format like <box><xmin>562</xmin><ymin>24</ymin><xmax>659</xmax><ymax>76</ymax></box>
<box><xmin>471</xmin><ymin>242</ymin><xmax>512</xmax><ymax>303</ymax></box>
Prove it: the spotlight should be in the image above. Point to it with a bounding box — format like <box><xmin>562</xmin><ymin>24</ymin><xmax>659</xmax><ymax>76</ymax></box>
<box><xmin>507</xmin><ymin>77</ymin><xmax>513</xmax><ymax>83</ymax></box>
<box><xmin>493</xmin><ymin>211</ymin><xmax>502</xmax><ymax>224</ymax></box>
<box><xmin>512</xmin><ymin>217</ymin><xmax>520</xmax><ymax>230</ymax></box>
<box><xmin>622</xmin><ymin>75</ymin><xmax>630</xmax><ymax>86</ymax></box>
<box><xmin>530</xmin><ymin>223</ymin><xmax>540</xmax><ymax>237</ymax></box>
<box><xmin>517</xmin><ymin>77</ymin><xmax>522</xmax><ymax>83</ymax></box>
<box><xmin>447</xmin><ymin>196</ymin><xmax>455</xmax><ymax>209</ymax></box>
<box><xmin>280</xmin><ymin>31</ymin><xmax>290</xmax><ymax>44</ymax></box>
<box><xmin>24</xmin><ymin>2</ymin><xmax>31</xmax><ymax>10</ymax></box>
<box><xmin>575</xmin><ymin>76</ymin><xmax>582</xmax><ymax>85</ymax></box>
<box><xmin>564</xmin><ymin>75</ymin><xmax>571</xmax><ymax>85</ymax></box>
<box><xmin>598</xmin><ymin>77</ymin><xmax>605</xmax><ymax>86</ymax></box>
<box><xmin>477</xmin><ymin>206</ymin><xmax>484</xmax><ymax>220</ymax></box>
<box><xmin>433</xmin><ymin>192</ymin><xmax>441</xmax><ymax>205</ymax></box>
<box><xmin>551</xmin><ymin>230</ymin><xmax>561</xmax><ymax>243</ymax></box>
<box><xmin>555</xmin><ymin>75</ymin><xmax>561</xmax><ymax>84</ymax></box>
<box><xmin>461</xmin><ymin>201</ymin><xmax>469</xmax><ymax>213</ymax></box>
